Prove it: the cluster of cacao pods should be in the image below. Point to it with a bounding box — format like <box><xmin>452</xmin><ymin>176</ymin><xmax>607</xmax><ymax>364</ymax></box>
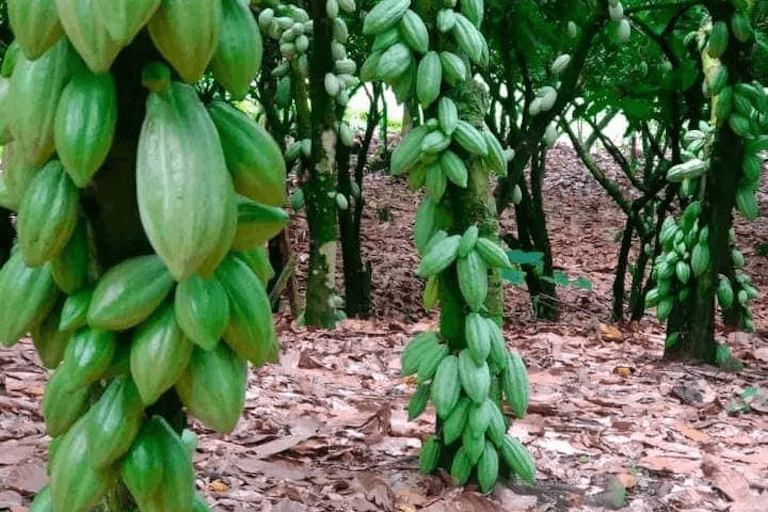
<box><xmin>361</xmin><ymin>0</ymin><xmax>534</xmax><ymax>492</ymax></box>
<box><xmin>0</xmin><ymin>1</ymin><xmax>287</xmax><ymax>511</ymax></box>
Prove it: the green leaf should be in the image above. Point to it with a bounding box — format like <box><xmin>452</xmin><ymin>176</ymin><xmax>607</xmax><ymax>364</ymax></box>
<box><xmin>552</xmin><ymin>271</ymin><xmax>571</xmax><ymax>287</ymax></box>
<box><xmin>572</xmin><ymin>276</ymin><xmax>593</xmax><ymax>290</ymax></box>
<box><xmin>507</xmin><ymin>250</ymin><xmax>543</xmax><ymax>266</ymax></box>
<box><xmin>501</xmin><ymin>267</ymin><xmax>527</xmax><ymax>286</ymax></box>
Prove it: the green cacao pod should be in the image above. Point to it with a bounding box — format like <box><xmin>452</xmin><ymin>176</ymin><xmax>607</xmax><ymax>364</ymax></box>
<box><xmin>416</xmin><ymin>339</ymin><xmax>449</xmax><ymax>383</ymax></box>
<box><xmin>138</xmin><ymin>416</ymin><xmax>195</xmax><ymax>512</ymax></box>
<box><xmin>147</xmin><ymin>0</ymin><xmax>221</xmax><ymax>83</ymax></box>
<box><xmin>437</xmin><ymin>9</ymin><xmax>456</xmax><ymax>32</ymax></box>
<box><xmin>431</xmin><ymin>354</ymin><xmax>461</xmax><ymax>419</ymax></box>
<box><xmin>86</xmin><ymin>375</ymin><xmax>144</xmax><ymax>468</ymax></box>
<box><xmin>656</xmin><ymin>299</ymin><xmax>673</xmax><ymax>322</ymax></box>
<box><xmin>438</xmin><ymin>96</ymin><xmax>459</xmax><ymax>135</ymax></box>
<box><xmin>392</xmin><ymin>125</ymin><xmax>430</xmax><ymax>176</ymax></box>
<box><xmin>87</xmin><ymin>255</ymin><xmax>175</xmax><ymax>331</ymax></box>
<box><xmin>408</xmin><ymin>382</ymin><xmax>431</xmax><ymax>421</ymax></box>
<box><xmin>232</xmin><ymin>196</ymin><xmax>289</xmax><ymax>250</ymax></box>
<box><xmin>50</xmin><ymin>413</ymin><xmax>117</xmax><ymax>512</ymax></box>
<box><xmin>216</xmin><ymin>254</ymin><xmax>279</xmax><ymax>366</ymax></box>
<box><xmin>691</xmin><ymin>242</ymin><xmax>710</xmax><ymax>277</ymax></box>
<box><xmin>452</xmin><ymin>14</ymin><xmax>483</xmax><ymax>64</ymax></box>
<box><xmin>0</xmin><ymin>78</ymin><xmax>13</xmax><ymax>147</ymax></box>
<box><xmin>420</xmin><ymin>129</ymin><xmax>451</xmax><ymax>154</ymax></box>
<box><xmin>458</xmin><ymin>349</ymin><xmax>490</xmax><ymax>404</ymax></box>
<box><xmin>399</xmin><ymin>10</ymin><xmax>429</xmax><ymax>54</ymax></box>
<box><xmin>467</xmin><ymin>399</ymin><xmax>492</xmax><ymax>438</ymax></box>
<box><xmin>42</xmin><ymin>365</ymin><xmax>91</xmax><ymax>436</ymax></box>
<box><xmin>50</xmin><ymin>219</ymin><xmax>90</xmax><ymax>295</ymax></box>
<box><xmin>475</xmin><ymin>237</ymin><xmax>511</xmax><ymax>268</ymax></box>
<box><xmin>9</xmin><ymin>38</ymin><xmax>74</xmax><ymax>166</ymax></box>
<box><xmin>53</xmin><ymin>68</ymin><xmax>117</xmax><ymax>188</ymax></box>
<box><xmin>443</xmin><ymin>396</ymin><xmax>470</xmax><ymax>444</ymax></box>
<box><xmin>735</xmin><ymin>187</ymin><xmax>758</xmax><ymax>220</ymax></box>
<box><xmin>461</xmin><ymin>0</ymin><xmax>483</xmax><ymax>27</ymax></box>
<box><xmin>31</xmin><ymin>296</ymin><xmax>72</xmax><ymax>369</ymax></box>
<box><xmin>458</xmin><ymin>225</ymin><xmax>479</xmax><ymax>258</ymax></box>
<box><xmin>377</xmin><ymin>42</ymin><xmax>413</xmax><ymax>81</ymax></box>
<box><xmin>425</xmin><ymin>161</ymin><xmax>447</xmax><ymax>202</ymax></box>
<box><xmin>120</xmin><ymin>422</ymin><xmax>165</xmax><ymax>505</ymax></box>
<box><xmin>477</xmin><ymin>441</ymin><xmax>499</xmax><ymax>493</ymax></box>
<box><xmin>416</xmin><ymin>51</ymin><xmax>442</xmax><ymax>108</ymax></box>
<box><xmin>419</xmin><ymin>436</ymin><xmax>441</xmax><ymax>474</ymax></box>
<box><xmin>130</xmin><ymin>302</ymin><xmax>194</xmax><ymax>405</ymax></box>
<box><xmin>208</xmin><ymin>101</ymin><xmax>287</xmax><ymax>208</ymax></box>
<box><xmin>440</xmin><ymin>150</ymin><xmax>468</xmax><ymax>187</ymax></box>
<box><xmin>500</xmin><ymin>435</ymin><xmax>535</xmax><ymax>484</ymax></box>
<box><xmin>644</xmin><ymin>288</ymin><xmax>660</xmax><ymax>308</ymax></box>
<box><xmin>175</xmin><ymin>343</ymin><xmax>247</xmax><ymax>433</ymax></box>
<box><xmin>2</xmin><ymin>147</ymin><xmax>43</xmax><ymax>212</ymax></box>
<box><xmin>93</xmin><ymin>0</ymin><xmax>161</xmax><ymax>46</ymax></box>
<box><xmin>486</xmin><ymin>399</ymin><xmax>507</xmax><ymax>446</ymax></box>
<box><xmin>457</xmin><ymin>250</ymin><xmax>488</xmax><ymax>311</ymax></box>
<box><xmin>59</xmin><ymin>286</ymin><xmax>92</xmax><ymax>331</ymax></box>
<box><xmin>731</xmin><ymin>13</ymin><xmax>753</xmax><ymax>43</ymax></box>
<box><xmin>453</xmin><ymin>120</ymin><xmax>489</xmax><ymax>156</ymax></box>
<box><xmin>174</xmin><ymin>274</ymin><xmax>230</xmax><ymax>351</ymax></box>
<box><xmin>461</xmin><ymin>428</ymin><xmax>485</xmax><ymax>465</ymax></box>
<box><xmin>8</xmin><ymin>0</ymin><xmax>64</xmax><ymax>60</ymax></box>
<box><xmin>372</xmin><ymin>27</ymin><xmax>400</xmax><ymax>52</ymax></box>
<box><xmin>485</xmin><ymin>318</ymin><xmax>508</xmax><ymax>371</ymax></box>
<box><xmin>707</xmin><ymin>21</ymin><xmax>729</xmax><ymax>59</ymax></box>
<box><xmin>450</xmin><ymin>446</ymin><xmax>473</xmax><ymax>485</ymax></box>
<box><xmin>0</xmin><ymin>41</ymin><xmax>20</xmax><ymax>79</ymax></box>
<box><xmin>417</xmin><ymin>234</ymin><xmax>460</xmax><ymax>277</ymax></box>
<box><xmin>138</xmin><ymin>83</ymin><xmax>237</xmax><ymax>281</ymax></box>
<box><xmin>29</xmin><ymin>485</ymin><xmax>52</xmax><ymax>512</ymax></box>
<box><xmin>675</xmin><ymin>261</ymin><xmax>691</xmax><ymax>284</ymax></box>
<box><xmin>17</xmin><ymin>160</ymin><xmax>79</xmax><ymax>267</ymax></box>
<box><xmin>0</xmin><ymin>246</ymin><xmax>58</xmax><ymax>347</ymax></box>
<box><xmin>55</xmin><ymin>0</ymin><xmax>122</xmax><ymax>74</ymax></box>
<box><xmin>363</xmin><ymin>0</ymin><xmax>410</xmax><ymax>35</ymax></box>
<box><xmin>401</xmin><ymin>330</ymin><xmax>439</xmax><ymax>376</ymax></box>
<box><xmin>233</xmin><ymin>246</ymin><xmax>274</xmax><ymax>286</ymax></box>
<box><xmin>465</xmin><ymin>312</ymin><xmax>490</xmax><ymax>365</ymax></box>
<box><xmin>717</xmin><ymin>275</ymin><xmax>734</xmax><ymax>308</ymax></box>
<box><xmin>439</xmin><ymin>51</ymin><xmax>467</xmax><ymax>86</ymax></box>
<box><xmin>211</xmin><ymin>0</ymin><xmax>263</xmax><ymax>100</ymax></box>
<box><xmin>60</xmin><ymin>327</ymin><xmax>117</xmax><ymax>388</ymax></box>
<box><xmin>502</xmin><ymin>351</ymin><xmax>529</xmax><ymax>419</ymax></box>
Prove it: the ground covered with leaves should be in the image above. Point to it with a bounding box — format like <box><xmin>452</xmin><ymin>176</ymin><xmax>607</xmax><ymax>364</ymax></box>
<box><xmin>1</xmin><ymin>145</ymin><xmax>767</xmax><ymax>512</ymax></box>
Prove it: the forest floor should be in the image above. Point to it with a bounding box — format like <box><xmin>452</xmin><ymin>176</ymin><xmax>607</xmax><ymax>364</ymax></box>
<box><xmin>1</xmin><ymin>144</ymin><xmax>768</xmax><ymax>512</ymax></box>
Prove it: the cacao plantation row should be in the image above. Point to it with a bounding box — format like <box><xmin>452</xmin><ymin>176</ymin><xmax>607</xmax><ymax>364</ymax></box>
<box><xmin>0</xmin><ymin>0</ymin><xmax>765</xmax><ymax>507</ymax></box>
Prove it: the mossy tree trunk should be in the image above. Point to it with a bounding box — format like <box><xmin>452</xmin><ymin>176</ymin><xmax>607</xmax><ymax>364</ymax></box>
<box><xmin>303</xmin><ymin>0</ymin><xmax>340</xmax><ymax>328</ymax></box>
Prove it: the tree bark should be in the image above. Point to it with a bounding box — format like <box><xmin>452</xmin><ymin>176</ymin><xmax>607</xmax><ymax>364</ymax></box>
<box><xmin>303</xmin><ymin>0</ymin><xmax>340</xmax><ymax>328</ymax></box>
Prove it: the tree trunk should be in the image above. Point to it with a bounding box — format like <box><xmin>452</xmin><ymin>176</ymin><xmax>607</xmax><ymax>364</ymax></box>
<box><xmin>510</xmin><ymin>151</ymin><xmax>558</xmax><ymax>320</ymax></box>
<box><xmin>338</xmin><ymin>86</ymin><xmax>380</xmax><ymax>318</ymax></box>
<box><xmin>303</xmin><ymin>0</ymin><xmax>339</xmax><ymax>328</ymax></box>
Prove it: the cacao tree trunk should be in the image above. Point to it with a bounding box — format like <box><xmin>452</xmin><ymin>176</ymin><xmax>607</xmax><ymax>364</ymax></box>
<box><xmin>338</xmin><ymin>85</ymin><xmax>380</xmax><ymax>318</ymax></box>
<box><xmin>520</xmin><ymin>148</ymin><xmax>558</xmax><ymax>320</ymax></box>
<box><xmin>303</xmin><ymin>0</ymin><xmax>339</xmax><ymax>328</ymax></box>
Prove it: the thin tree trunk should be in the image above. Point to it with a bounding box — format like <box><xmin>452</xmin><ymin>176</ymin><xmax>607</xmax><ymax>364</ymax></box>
<box><xmin>338</xmin><ymin>85</ymin><xmax>380</xmax><ymax>318</ymax></box>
